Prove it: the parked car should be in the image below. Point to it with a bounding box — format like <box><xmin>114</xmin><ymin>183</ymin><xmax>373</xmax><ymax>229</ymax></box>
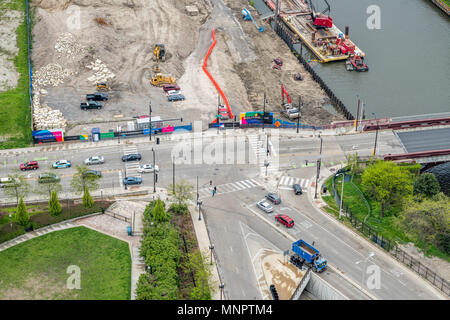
<box><xmin>275</xmin><ymin>214</ymin><xmax>294</xmax><ymax>228</ymax></box>
<box><xmin>122</xmin><ymin>154</ymin><xmax>142</xmax><ymax>162</ymax></box>
<box><xmin>166</xmin><ymin>90</ymin><xmax>181</xmax><ymax>96</ymax></box>
<box><xmin>0</xmin><ymin>177</ymin><xmax>14</xmax><ymax>188</ymax></box>
<box><xmin>293</xmin><ymin>184</ymin><xmax>302</xmax><ymax>195</ymax></box>
<box><xmin>218</xmin><ymin>106</ymin><xmax>230</xmax><ymax>120</ymax></box>
<box><xmin>80</xmin><ymin>101</ymin><xmax>102</xmax><ymax>110</ymax></box>
<box><xmin>86</xmin><ymin>93</ymin><xmax>108</xmax><ymax>101</ymax></box>
<box><xmin>265</xmin><ymin>193</ymin><xmax>281</xmax><ymax>205</ymax></box>
<box><xmin>83</xmin><ymin>170</ymin><xmax>102</xmax><ymax>178</ymax></box>
<box><xmin>20</xmin><ymin>161</ymin><xmax>39</xmax><ymax>171</ymax></box>
<box><xmin>162</xmin><ymin>84</ymin><xmax>180</xmax><ymax>92</ymax></box>
<box><xmin>38</xmin><ymin>173</ymin><xmax>60</xmax><ymax>183</ymax></box>
<box><xmin>168</xmin><ymin>94</ymin><xmax>185</xmax><ymax>102</ymax></box>
<box><xmin>123</xmin><ymin>176</ymin><xmax>142</xmax><ymax>185</ymax></box>
<box><xmin>137</xmin><ymin>164</ymin><xmax>159</xmax><ymax>173</ymax></box>
<box><xmin>52</xmin><ymin>160</ymin><xmax>71</xmax><ymax>169</ymax></box>
<box><xmin>85</xmin><ymin>156</ymin><xmax>104</xmax><ymax>165</ymax></box>
<box><xmin>257</xmin><ymin>200</ymin><xmax>274</xmax><ymax>213</ymax></box>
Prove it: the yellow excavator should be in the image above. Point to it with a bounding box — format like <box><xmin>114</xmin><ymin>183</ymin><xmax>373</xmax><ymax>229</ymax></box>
<box><xmin>152</xmin><ymin>44</ymin><xmax>166</xmax><ymax>73</ymax></box>
<box><xmin>96</xmin><ymin>82</ymin><xmax>109</xmax><ymax>91</ymax></box>
<box><xmin>151</xmin><ymin>73</ymin><xmax>176</xmax><ymax>87</ymax></box>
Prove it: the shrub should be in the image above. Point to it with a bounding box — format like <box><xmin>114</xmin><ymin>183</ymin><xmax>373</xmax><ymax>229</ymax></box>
<box><xmin>82</xmin><ymin>187</ymin><xmax>94</xmax><ymax>208</ymax></box>
<box><xmin>48</xmin><ymin>190</ymin><xmax>62</xmax><ymax>216</ymax></box>
<box><xmin>15</xmin><ymin>197</ymin><xmax>29</xmax><ymax>227</ymax></box>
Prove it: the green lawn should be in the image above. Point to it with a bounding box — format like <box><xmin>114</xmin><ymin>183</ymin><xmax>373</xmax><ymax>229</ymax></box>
<box><xmin>0</xmin><ymin>0</ymin><xmax>32</xmax><ymax>149</ymax></box>
<box><xmin>0</xmin><ymin>226</ymin><xmax>131</xmax><ymax>299</ymax></box>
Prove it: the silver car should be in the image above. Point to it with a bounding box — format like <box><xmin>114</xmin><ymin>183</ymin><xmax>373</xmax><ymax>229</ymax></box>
<box><xmin>85</xmin><ymin>156</ymin><xmax>104</xmax><ymax>165</ymax></box>
<box><xmin>257</xmin><ymin>200</ymin><xmax>274</xmax><ymax>213</ymax></box>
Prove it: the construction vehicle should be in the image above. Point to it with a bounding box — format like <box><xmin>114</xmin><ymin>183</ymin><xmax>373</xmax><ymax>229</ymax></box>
<box><xmin>153</xmin><ymin>44</ymin><xmax>166</xmax><ymax>73</ymax></box>
<box><xmin>280</xmin><ymin>84</ymin><xmax>300</xmax><ymax>119</ymax></box>
<box><xmin>290</xmin><ymin>239</ymin><xmax>327</xmax><ymax>272</ymax></box>
<box><xmin>151</xmin><ymin>73</ymin><xmax>176</xmax><ymax>87</ymax></box>
<box><xmin>241</xmin><ymin>8</ymin><xmax>264</xmax><ymax>32</ymax></box>
<box><xmin>306</xmin><ymin>0</ymin><xmax>333</xmax><ymax>29</ymax></box>
<box><xmin>96</xmin><ymin>82</ymin><xmax>109</xmax><ymax>91</ymax></box>
<box><xmin>153</xmin><ymin>44</ymin><xmax>166</xmax><ymax>62</ymax></box>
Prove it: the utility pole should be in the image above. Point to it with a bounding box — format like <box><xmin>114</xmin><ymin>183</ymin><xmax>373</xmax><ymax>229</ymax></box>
<box><xmin>355</xmin><ymin>95</ymin><xmax>360</xmax><ymax>130</ymax></box>
<box><xmin>149</xmin><ymin>101</ymin><xmax>152</xmax><ymax>141</ymax></box>
<box><xmin>262</xmin><ymin>91</ymin><xmax>266</xmax><ymax>131</ymax></box>
<box><xmin>152</xmin><ymin>148</ymin><xmax>156</xmax><ymax>193</ymax></box>
<box><xmin>314</xmin><ymin>135</ymin><xmax>323</xmax><ymax>199</ymax></box>
<box><xmin>297</xmin><ymin>96</ymin><xmax>301</xmax><ymax>134</ymax></box>
<box><xmin>196</xmin><ymin>176</ymin><xmax>199</xmax><ymax>203</ymax></box>
<box><xmin>217</xmin><ymin>95</ymin><xmax>220</xmax><ymax>134</ymax></box>
<box><xmin>172</xmin><ymin>156</ymin><xmax>175</xmax><ymax>194</ymax></box>
<box><xmin>371</xmin><ymin>112</ymin><xmax>379</xmax><ymax>158</ymax></box>
<box><xmin>339</xmin><ymin>172</ymin><xmax>345</xmax><ymax>219</ymax></box>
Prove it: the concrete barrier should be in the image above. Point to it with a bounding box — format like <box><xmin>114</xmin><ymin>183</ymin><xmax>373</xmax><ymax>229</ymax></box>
<box><xmin>306</xmin><ymin>272</ymin><xmax>349</xmax><ymax>300</ymax></box>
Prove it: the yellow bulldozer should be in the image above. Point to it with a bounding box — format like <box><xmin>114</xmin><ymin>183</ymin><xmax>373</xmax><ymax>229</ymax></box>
<box><xmin>96</xmin><ymin>82</ymin><xmax>109</xmax><ymax>91</ymax></box>
<box><xmin>151</xmin><ymin>73</ymin><xmax>176</xmax><ymax>87</ymax></box>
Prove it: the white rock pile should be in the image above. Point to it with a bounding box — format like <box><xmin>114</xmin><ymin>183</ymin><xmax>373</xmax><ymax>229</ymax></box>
<box><xmin>85</xmin><ymin>59</ymin><xmax>115</xmax><ymax>84</ymax></box>
<box><xmin>33</xmin><ymin>63</ymin><xmax>76</xmax><ymax>87</ymax></box>
<box><xmin>32</xmin><ymin>90</ymin><xmax>67</xmax><ymax>130</ymax></box>
<box><xmin>54</xmin><ymin>32</ymin><xmax>87</xmax><ymax>60</ymax></box>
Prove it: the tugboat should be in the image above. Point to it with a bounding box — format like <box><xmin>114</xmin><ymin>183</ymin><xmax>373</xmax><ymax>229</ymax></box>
<box><xmin>345</xmin><ymin>53</ymin><xmax>369</xmax><ymax>72</ymax></box>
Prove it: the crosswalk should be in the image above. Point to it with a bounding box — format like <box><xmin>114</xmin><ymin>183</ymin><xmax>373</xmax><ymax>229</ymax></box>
<box><xmin>198</xmin><ymin>179</ymin><xmax>261</xmax><ymax>199</ymax></box>
<box><xmin>279</xmin><ymin>176</ymin><xmax>310</xmax><ymax>191</ymax></box>
<box><xmin>122</xmin><ymin>145</ymin><xmax>141</xmax><ymax>178</ymax></box>
<box><xmin>247</xmin><ymin>134</ymin><xmax>279</xmax><ymax>175</ymax></box>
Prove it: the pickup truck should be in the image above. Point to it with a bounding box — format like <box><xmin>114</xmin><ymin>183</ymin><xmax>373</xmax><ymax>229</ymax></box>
<box><xmin>290</xmin><ymin>239</ymin><xmax>327</xmax><ymax>272</ymax></box>
<box><xmin>86</xmin><ymin>93</ymin><xmax>108</xmax><ymax>101</ymax></box>
<box><xmin>80</xmin><ymin>101</ymin><xmax>102</xmax><ymax>110</ymax></box>
<box><xmin>281</xmin><ymin>107</ymin><xmax>300</xmax><ymax>120</ymax></box>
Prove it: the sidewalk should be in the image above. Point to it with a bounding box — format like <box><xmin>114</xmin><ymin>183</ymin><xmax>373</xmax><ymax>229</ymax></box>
<box><xmin>188</xmin><ymin>204</ymin><xmax>222</xmax><ymax>300</ymax></box>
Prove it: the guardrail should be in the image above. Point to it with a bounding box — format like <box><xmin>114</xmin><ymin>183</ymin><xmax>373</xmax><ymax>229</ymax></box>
<box><xmin>331</xmin><ymin>169</ymin><xmax>450</xmax><ymax>296</ymax></box>
<box><xmin>383</xmin><ymin>149</ymin><xmax>450</xmax><ymax>161</ymax></box>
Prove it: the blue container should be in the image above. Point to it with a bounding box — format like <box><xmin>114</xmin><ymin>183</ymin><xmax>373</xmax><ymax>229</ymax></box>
<box><xmin>92</xmin><ymin>127</ymin><xmax>101</xmax><ymax>142</ymax></box>
<box><xmin>127</xmin><ymin>226</ymin><xmax>132</xmax><ymax>236</ymax></box>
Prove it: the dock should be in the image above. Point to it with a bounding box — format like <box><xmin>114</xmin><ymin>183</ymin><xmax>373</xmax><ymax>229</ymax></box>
<box><xmin>261</xmin><ymin>0</ymin><xmax>365</xmax><ymax>63</ymax></box>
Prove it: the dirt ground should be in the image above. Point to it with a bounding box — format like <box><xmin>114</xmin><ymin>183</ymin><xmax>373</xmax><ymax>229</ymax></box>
<box><xmin>30</xmin><ymin>0</ymin><xmax>343</xmax><ymax>136</ymax></box>
<box><xmin>0</xmin><ymin>3</ymin><xmax>23</xmax><ymax>92</ymax></box>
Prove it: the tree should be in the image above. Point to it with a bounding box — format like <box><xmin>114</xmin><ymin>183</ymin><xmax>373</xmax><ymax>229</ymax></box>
<box><xmin>70</xmin><ymin>165</ymin><xmax>101</xmax><ymax>194</ymax></box>
<box><xmin>347</xmin><ymin>152</ymin><xmax>363</xmax><ymax>177</ymax></box>
<box><xmin>49</xmin><ymin>190</ymin><xmax>62</xmax><ymax>216</ymax></box>
<box><xmin>361</xmin><ymin>161</ymin><xmax>413</xmax><ymax>218</ymax></box>
<box><xmin>168</xmin><ymin>180</ymin><xmax>194</xmax><ymax>206</ymax></box>
<box><xmin>413</xmin><ymin>173</ymin><xmax>440</xmax><ymax>198</ymax></box>
<box><xmin>16</xmin><ymin>196</ymin><xmax>30</xmax><ymax>226</ymax></box>
<box><xmin>35</xmin><ymin>172</ymin><xmax>62</xmax><ymax>199</ymax></box>
<box><xmin>183</xmin><ymin>250</ymin><xmax>214</xmax><ymax>300</ymax></box>
<box><xmin>2</xmin><ymin>172</ymin><xmax>30</xmax><ymax>205</ymax></box>
<box><xmin>399</xmin><ymin>196</ymin><xmax>450</xmax><ymax>255</ymax></box>
<box><xmin>152</xmin><ymin>198</ymin><xmax>167</xmax><ymax>223</ymax></box>
<box><xmin>82</xmin><ymin>187</ymin><xmax>94</xmax><ymax>208</ymax></box>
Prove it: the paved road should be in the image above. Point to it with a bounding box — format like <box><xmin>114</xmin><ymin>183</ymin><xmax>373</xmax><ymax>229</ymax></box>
<box><xmin>396</xmin><ymin>128</ymin><xmax>450</xmax><ymax>153</ymax></box>
<box><xmin>0</xmin><ymin>128</ymin><xmax>444</xmax><ymax>299</ymax></box>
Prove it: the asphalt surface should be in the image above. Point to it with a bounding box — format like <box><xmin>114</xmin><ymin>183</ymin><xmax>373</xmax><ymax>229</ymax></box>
<box><xmin>0</xmin><ymin>129</ymin><xmax>445</xmax><ymax>299</ymax></box>
<box><xmin>396</xmin><ymin>128</ymin><xmax>450</xmax><ymax>153</ymax></box>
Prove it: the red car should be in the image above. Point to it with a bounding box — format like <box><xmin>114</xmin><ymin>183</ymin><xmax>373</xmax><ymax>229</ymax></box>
<box><xmin>162</xmin><ymin>84</ymin><xmax>181</xmax><ymax>92</ymax></box>
<box><xmin>20</xmin><ymin>161</ymin><xmax>39</xmax><ymax>171</ymax></box>
<box><xmin>275</xmin><ymin>214</ymin><xmax>294</xmax><ymax>228</ymax></box>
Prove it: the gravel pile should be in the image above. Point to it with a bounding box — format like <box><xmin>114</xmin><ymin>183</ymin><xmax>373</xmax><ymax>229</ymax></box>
<box><xmin>33</xmin><ymin>63</ymin><xmax>76</xmax><ymax>88</ymax></box>
<box><xmin>32</xmin><ymin>90</ymin><xmax>67</xmax><ymax>130</ymax></box>
<box><xmin>85</xmin><ymin>58</ymin><xmax>115</xmax><ymax>84</ymax></box>
<box><xmin>54</xmin><ymin>32</ymin><xmax>87</xmax><ymax>60</ymax></box>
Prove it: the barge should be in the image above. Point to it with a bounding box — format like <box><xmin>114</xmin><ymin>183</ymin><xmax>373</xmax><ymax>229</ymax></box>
<box><xmin>262</xmin><ymin>0</ymin><xmax>366</xmax><ymax>63</ymax></box>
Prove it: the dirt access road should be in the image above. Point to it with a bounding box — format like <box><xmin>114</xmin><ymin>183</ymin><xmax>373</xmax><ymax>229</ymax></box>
<box><xmin>31</xmin><ymin>0</ymin><xmax>342</xmax><ymax>136</ymax></box>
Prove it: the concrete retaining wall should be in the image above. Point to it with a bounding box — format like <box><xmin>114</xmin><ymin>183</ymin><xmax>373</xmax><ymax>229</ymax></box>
<box><xmin>305</xmin><ymin>272</ymin><xmax>349</xmax><ymax>300</ymax></box>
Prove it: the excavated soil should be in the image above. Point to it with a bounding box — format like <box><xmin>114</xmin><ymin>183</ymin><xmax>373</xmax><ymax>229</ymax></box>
<box><xmin>30</xmin><ymin>0</ymin><xmax>343</xmax><ymax>134</ymax></box>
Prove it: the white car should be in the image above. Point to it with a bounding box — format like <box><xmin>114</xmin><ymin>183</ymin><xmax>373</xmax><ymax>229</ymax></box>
<box><xmin>137</xmin><ymin>164</ymin><xmax>159</xmax><ymax>173</ymax></box>
<box><xmin>166</xmin><ymin>90</ymin><xmax>181</xmax><ymax>96</ymax></box>
<box><xmin>52</xmin><ymin>160</ymin><xmax>71</xmax><ymax>169</ymax></box>
<box><xmin>257</xmin><ymin>200</ymin><xmax>274</xmax><ymax>213</ymax></box>
<box><xmin>85</xmin><ymin>155</ymin><xmax>105</xmax><ymax>165</ymax></box>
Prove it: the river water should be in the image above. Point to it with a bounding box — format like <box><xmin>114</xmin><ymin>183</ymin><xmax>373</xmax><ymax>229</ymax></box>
<box><xmin>252</xmin><ymin>0</ymin><xmax>450</xmax><ymax>193</ymax></box>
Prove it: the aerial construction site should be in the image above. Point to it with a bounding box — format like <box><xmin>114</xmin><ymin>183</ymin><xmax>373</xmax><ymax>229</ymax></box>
<box><xmin>27</xmin><ymin>0</ymin><xmax>349</xmax><ymax>136</ymax></box>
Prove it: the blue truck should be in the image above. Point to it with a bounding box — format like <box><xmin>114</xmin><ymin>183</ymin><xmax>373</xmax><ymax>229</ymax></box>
<box><xmin>290</xmin><ymin>239</ymin><xmax>327</xmax><ymax>273</ymax></box>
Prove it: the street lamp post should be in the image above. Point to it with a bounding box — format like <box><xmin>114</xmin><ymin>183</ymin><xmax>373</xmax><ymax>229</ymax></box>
<box><xmin>371</xmin><ymin>112</ymin><xmax>379</xmax><ymax>158</ymax></box>
<box><xmin>355</xmin><ymin>252</ymin><xmax>375</xmax><ymax>299</ymax></box>
<box><xmin>197</xmin><ymin>200</ymin><xmax>202</xmax><ymax>221</ymax></box>
<box><xmin>149</xmin><ymin>102</ymin><xmax>152</xmax><ymax>141</ymax></box>
<box><xmin>262</xmin><ymin>91</ymin><xmax>266</xmax><ymax>132</ymax></box>
<box><xmin>339</xmin><ymin>172</ymin><xmax>345</xmax><ymax>220</ymax></box>
<box><xmin>314</xmin><ymin>135</ymin><xmax>323</xmax><ymax>199</ymax></box>
<box><xmin>9</xmin><ymin>213</ymin><xmax>12</xmax><ymax>229</ymax></box>
<box><xmin>152</xmin><ymin>148</ymin><xmax>156</xmax><ymax>193</ymax></box>
<box><xmin>209</xmin><ymin>244</ymin><xmax>215</xmax><ymax>265</ymax></box>
<box><xmin>219</xmin><ymin>283</ymin><xmax>225</xmax><ymax>300</ymax></box>
<box><xmin>172</xmin><ymin>156</ymin><xmax>175</xmax><ymax>194</ymax></box>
